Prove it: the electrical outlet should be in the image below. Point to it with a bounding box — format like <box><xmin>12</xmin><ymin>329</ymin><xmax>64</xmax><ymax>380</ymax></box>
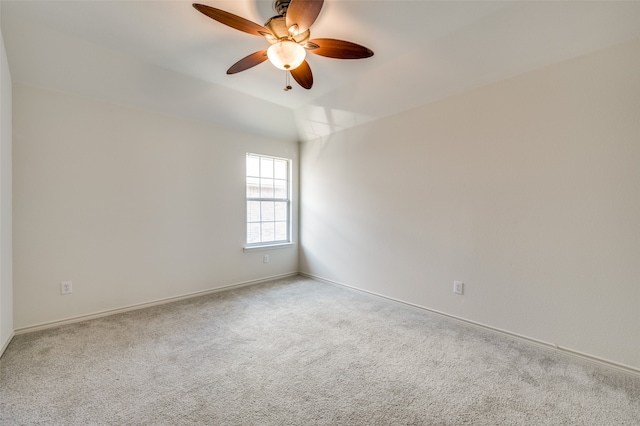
<box><xmin>453</xmin><ymin>281</ymin><xmax>464</xmax><ymax>295</ymax></box>
<box><xmin>263</xmin><ymin>255</ymin><xmax>269</xmax><ymax>263</ymax></box>
<box><xmin>61</xmin><ymin>281</ymin><xmax>73</xmax><ymax>295</ymax></box>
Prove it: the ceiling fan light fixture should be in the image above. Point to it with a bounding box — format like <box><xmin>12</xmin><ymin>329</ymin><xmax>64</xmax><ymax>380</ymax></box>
<box><xmin>193</xmin><ymin>0</ymin><xmax>374</xmax><ymax>90</ymax></box>
<box><xmin>267</xmin><ymin>41</ymin><xmax>306</xmax><ymax>70</ymax></box>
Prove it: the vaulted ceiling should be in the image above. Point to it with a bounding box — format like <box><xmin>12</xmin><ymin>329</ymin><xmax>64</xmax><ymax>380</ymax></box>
<box><xmin>2</xmin><ymin>1</ymin><xmax>639</xmax><ymax>142</ymax></box>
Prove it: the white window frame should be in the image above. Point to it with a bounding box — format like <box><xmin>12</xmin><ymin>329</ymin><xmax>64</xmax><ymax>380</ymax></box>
<box><xmin>245</xmin><ymin>153</ymin><xmax>292</xmax><ymax>249</ymax></box>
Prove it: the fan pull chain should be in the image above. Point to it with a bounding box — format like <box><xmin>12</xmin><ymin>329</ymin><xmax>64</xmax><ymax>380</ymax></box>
<box><xmin>284</xmin><ymin>71</ymin><xmax>293</xmax><ymax>91</ymax></box>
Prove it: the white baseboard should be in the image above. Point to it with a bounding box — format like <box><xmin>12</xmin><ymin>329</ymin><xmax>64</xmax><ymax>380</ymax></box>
<box><xmin>0</xmin><ymin>331</ymin><xmax>14</xmax><ymax>359</ymax></box>
<box><xmin>12</xmin><ymin>270</ymin><xmax>640</xmax><ymax>379</ymax></box>
<box><xmin>300</xmin><ymin>272</ymin><xmax>640</xmax><ymax>379</ymax></box>
<box><xmin>13</xmin><ymin>272</ymin><xmax>299</xmax><ymax>336</ymax></box>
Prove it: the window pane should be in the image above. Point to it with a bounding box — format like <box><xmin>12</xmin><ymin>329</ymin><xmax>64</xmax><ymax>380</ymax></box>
<box><xmin>246</xmin><ymin>153</ymin><xmax>290</xmax><ymax>246</ymax></box>
<box><xmin>261</xmin><ymin>157</ymin><xmax>274</xmax><ymax>178</ymax></box>
<box><xmin>274</xmin><ymin>202</ymin><xmax>287</xmax><ymax>221</ymax></box>
<box><xmin>247</xmin><ymin>201</ymin><xmax>261</xmax><ymax>222</ymax></box>
<box><xmin>261</xmin><ymin>178</ymin><xmax>274</xmax><ymax>198</ymax></box>
<box><xmin>274</xmin><ymin>159</ymin><xmax>287</xmax><ymax>179</ymax></box>
<box><xmin>247</xmin><ymin>223</ymin><xmax>261</xmax><ymax>244</ymax></box>
<box><xmin>274</xmin><ymin>179</ymin><xmax>287</xmax><ymax>199</ymax></box>
<box><xmin>247</xmin><ymin>177</ymin><xmax>260</xmax><ymax>198</ymax></box>
<box><xmin>247</xmin><ymin>155</ymin><xmax>260</xmax><ymax>177</ymax></box>
<box><xmin>261</xmin><ymin>202</ymin><xmax>274</xmax><ymax>222</ymax></box>
<box><xmin>275</xmin><ymin>222</ymin><xmax>287</xmax><ymax>241</ymax></box>
<box><xmin>261</xmin><ymin>222</ymin><xmax>275</xmax><ymax>242</ymax></box>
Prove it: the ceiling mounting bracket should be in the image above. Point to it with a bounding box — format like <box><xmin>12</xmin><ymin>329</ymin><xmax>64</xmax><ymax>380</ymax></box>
<box><xmin>274</xmin><ymin>0</ymin><xmax>291</xmax><ymax>16</ymax></box>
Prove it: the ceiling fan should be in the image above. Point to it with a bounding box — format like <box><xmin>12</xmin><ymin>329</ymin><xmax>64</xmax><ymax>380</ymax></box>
<box><xmin>193</xmin><ymin>0</ymin><xmax>374</xmax><ymax>90</ymax></box>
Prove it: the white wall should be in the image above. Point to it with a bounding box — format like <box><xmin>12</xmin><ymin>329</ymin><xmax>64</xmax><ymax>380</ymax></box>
<box><xmin>300</xmin><ymin>38</ymin><xmax>640</xmax><ymax>370</ymax></box>
<box><xmin>0</xmin><ymin>17</ymin><xmax>14</xmax><ymax>355</ymax></box>
<box><xmin>13</xmin><ymin>84</ymin><xmax>298</xmax><ymax>329</ymax></box>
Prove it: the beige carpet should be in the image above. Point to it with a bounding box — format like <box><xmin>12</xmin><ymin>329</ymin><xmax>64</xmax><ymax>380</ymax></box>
<box><xmin>1</xmin><ymin>275</ymin><xmax>639</xmax><ymax>425</ymax></box>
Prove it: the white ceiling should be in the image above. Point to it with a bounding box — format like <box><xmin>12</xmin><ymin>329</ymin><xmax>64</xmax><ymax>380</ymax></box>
<box><xmin>2</xmin><ymin>0</ymin><xmax>640</xmax><ymax>142</ymax></box>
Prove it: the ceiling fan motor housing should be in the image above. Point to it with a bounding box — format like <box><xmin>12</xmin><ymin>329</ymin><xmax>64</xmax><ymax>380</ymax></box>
<box><xmin>264</xmin><ymin>16</ymin><xmax>310</xmax><ymax>45</ymax></box>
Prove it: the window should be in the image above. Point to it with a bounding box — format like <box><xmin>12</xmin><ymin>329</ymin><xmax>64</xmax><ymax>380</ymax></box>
<box><xmin>246</xmin><ymin>153</ymin><xmax>291</xmax><ymax>246</ymax></box>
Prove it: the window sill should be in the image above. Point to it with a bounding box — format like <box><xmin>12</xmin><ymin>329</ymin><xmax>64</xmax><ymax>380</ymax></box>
<box><xmin>243</xmin><ymin>242</ymin><xmax>296</xmax><ymax>252</ymax></box>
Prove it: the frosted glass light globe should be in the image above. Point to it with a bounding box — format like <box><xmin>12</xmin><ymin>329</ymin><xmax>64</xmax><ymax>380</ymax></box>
<box><xmin>267</xmin><ymin>41</ymin><xmax>306</xmax><ymax>70</ymax></box>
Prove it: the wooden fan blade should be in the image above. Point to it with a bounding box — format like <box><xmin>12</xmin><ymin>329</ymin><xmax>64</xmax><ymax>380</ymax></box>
<box><xmin>307</xmin><ymin>38</ymin><xmax>374</xmax><ymax>59</ymax></box>
<box><xmin>193</xmin><ymin>3</ymin><xmax>269</xmax><ymax>36</ymax></box>
<box><xmin>227</xmin><ymin>50</ymin><xmax>268</xmax><ymax>74</ymax></box>
<box><xmin>290</xmin><ymin>60</ymin><xmax>313</xmax><ymax>89</ymax></box>
<box><xmin>286</xmin><ymin>0</ymin><xmax>324</xmax><ymax>34</ymax></box>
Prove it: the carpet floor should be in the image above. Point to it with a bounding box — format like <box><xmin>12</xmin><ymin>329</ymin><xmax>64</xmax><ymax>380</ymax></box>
<box><xmin>1</xmin><ymin>275</ymin><xmax>639</xmax><ymax>425</ymax></box>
